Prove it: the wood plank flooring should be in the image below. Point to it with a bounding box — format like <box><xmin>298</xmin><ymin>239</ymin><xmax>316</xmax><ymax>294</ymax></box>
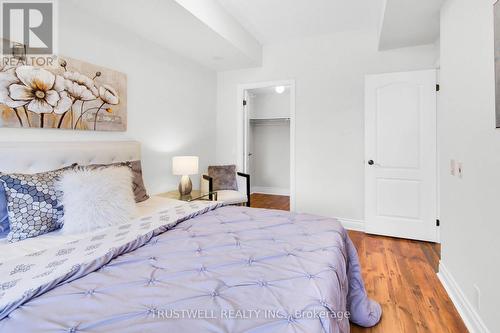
<box><xmin>250</xmin><ymin>193</ymin><xmax>290</xmax><ymax>211</ymax></box>
<box><xmin>250</xmin><ymin>193</ymin><xmax>467</xmax><ymax>333</ymax></box>
<box><xmin>348</xmin><ymin>231</ymin><xmax>466</xmax><ymax>333</ymax></box>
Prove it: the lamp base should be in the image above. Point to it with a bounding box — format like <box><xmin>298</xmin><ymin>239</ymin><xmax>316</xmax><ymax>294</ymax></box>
<box><xmin>178</xmin><ymin>175</ymin><xmax>192</xmax><ymax>196</ymax></box>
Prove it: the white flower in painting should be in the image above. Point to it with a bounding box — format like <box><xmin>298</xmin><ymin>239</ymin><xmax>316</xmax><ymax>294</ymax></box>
<box><xmin>64</xmin><ymin>80</ymin><xmax>98</xmax><ymax>101</ymax></box>
<box><xmin>0</xmin><ymin>68</ymin><xmax>24</xmax><ymax>108</ymax></box>
<box><xmin>63</xmin><ymin>71</ymin><xmax>99</xmax><ymax>97</ymax></box>
<box><xmin>7</xmin><ymin>66</ymin><xmax>62</xmax><ymax>114</ymax></box>
<box><xmin>53</xmin><ymin>90</ymin><xmax>72</xmax><ymax>114</ymax></box>
<box><xmin>0</xmin><ymin>67</ymin><xmax>72</xmax><ymax>115</ymax></box>
<box><xmin>55</xmin><ymin>72</ymin><xmax>98</xmax><ymax>102</ymax></box>
<box><xmin>99</xmin><ymin>85</ymin><xmax>119</xmax><ymax>105</ymax></box>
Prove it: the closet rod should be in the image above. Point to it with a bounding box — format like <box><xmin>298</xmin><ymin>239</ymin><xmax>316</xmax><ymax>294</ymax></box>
<box><xmin>249</xmin><ymin>117</ymin><xmax>290</xmax><ymax>123</ymax></box>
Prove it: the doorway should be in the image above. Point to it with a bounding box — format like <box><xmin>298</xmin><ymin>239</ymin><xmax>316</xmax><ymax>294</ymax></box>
<box><xmin>237</xmin><ymin>80</ymin><xmax>295</xmax><ymax>211</ymax></box>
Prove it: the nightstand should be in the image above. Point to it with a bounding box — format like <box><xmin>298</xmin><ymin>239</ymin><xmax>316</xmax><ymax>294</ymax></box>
<box><xmin>158</xmin><ymin>190</ymin><xmax>218</xmax><ymax>202</ymax></box>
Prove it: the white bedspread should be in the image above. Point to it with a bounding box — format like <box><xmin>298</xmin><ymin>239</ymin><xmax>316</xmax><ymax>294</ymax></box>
<box><xmin>0</xmin><ymin>195</ymin><xmax>180</xmax><ymax>261</ymax></box>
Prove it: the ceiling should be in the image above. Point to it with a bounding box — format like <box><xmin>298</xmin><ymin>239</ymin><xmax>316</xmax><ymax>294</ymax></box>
<box><xmin>217</xmin><ymin>0</ymin><xmax>384</xmax><ymax>44</ymax></box>
<box><xmin>65</xmin><ymin>0</ymin><xmax>443</xmax><ymax>71</ymax></box>
<box><xmin>379</xmin><ymin>0</ymin><xmax>445</xmax><ymax>50</ymax></box>
<box><xmin>65</xmin><ymin>0</ymin><xmax>262</xmax><ymax>71</ymax></box>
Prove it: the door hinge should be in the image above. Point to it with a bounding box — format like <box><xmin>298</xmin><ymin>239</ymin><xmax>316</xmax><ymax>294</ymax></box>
<box><xmin>436</xmin><ymin>84</ymin><xmax>440</xmax><ymax>92</ymax></box>
<box><xmin>242</xmin><ymin>100</ymin><xmax>247</xmax><ymax>106</ymax></box>
<box><xmin>436</xmin><ymin>219</ymin><xmax>440</xmax><ymax>227</ymax></box>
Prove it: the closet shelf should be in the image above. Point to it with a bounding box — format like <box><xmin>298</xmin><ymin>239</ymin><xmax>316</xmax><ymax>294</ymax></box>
<box><xmin>249</xmin><ymin>118</ymin><xmax>290</xmax><ymax>124</ymax></box>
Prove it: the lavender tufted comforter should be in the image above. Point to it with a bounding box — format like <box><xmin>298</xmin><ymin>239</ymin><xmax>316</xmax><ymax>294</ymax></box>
<box><xmin>0</xmin><ymin>203</ymin><xmax>381</xmax><ymax>332</ymax></box>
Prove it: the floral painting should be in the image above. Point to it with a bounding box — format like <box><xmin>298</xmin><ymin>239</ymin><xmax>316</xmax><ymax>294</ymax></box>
<box><xmin>0</xmin><ymin>56</ymin><xmax>127</xmax><ymax>131</ymax></box>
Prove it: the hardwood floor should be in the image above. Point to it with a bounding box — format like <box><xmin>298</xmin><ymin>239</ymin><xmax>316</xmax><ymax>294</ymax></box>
<box><xmin>250</xmin><ymin>193</ymin><xmax>467</xmax><ymax>333</ymax></box>
<box><xmin>348</xmin><ymin>231</ymin><xmax>466</xmax><ymax>333</ymax></box>
<box><xmin>250</xmin><ymin>193</ymin><xmax>290</xmax><ymax>210</ymax></box>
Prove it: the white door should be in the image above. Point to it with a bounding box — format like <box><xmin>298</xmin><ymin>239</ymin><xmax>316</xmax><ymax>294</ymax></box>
<box><xmin>365</xmin><ymin>70</ymin><xmax>437</xmax><ymax>242</ymax></box>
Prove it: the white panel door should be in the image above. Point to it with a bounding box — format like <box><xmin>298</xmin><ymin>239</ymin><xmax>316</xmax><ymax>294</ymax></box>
<box><xmin>365</xmin><ymin>70</ymin><xmax>437</xmax><ymax>242</ymax></box>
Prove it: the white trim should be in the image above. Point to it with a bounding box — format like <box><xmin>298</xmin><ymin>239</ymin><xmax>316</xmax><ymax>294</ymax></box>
<box><xmin>435</xmin><ymin>69</ymin><xmax>441</xmax><ymax>244</ymax></box>
<box><xmin>237</xmin><ymin>79</ymin><xmax>296</xmax><ymax>212</ymax></box>
<box><xmin>251</xmin><ymin>186</ymin><xmax>290</xmax><ymax>196</ymax></box>
<box><xmin>337</xmin><ymin>218</ymin><xmax>365</xmax><ymax>232</ymax></box>
<box><xmin>438</xmin><ymin>263</ymin><xmax>491</xmax><ymax>333</ymax></box>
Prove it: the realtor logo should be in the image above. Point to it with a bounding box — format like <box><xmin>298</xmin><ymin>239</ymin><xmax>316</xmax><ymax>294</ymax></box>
<box><xmin>1</xmin><ymin>1</ymin><xmax>54</xmax><ymax>55</ymax></box>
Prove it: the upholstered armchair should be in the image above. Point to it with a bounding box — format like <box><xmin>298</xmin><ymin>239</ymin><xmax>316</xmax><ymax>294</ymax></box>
<box><xmin>201</xmin><ymin>170</ymin><xmax>250</xmax><ymax>207</ymax></box>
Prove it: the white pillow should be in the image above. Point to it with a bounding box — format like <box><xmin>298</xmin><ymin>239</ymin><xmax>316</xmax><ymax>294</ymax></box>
<box><xmin>57</xmin><ymin>166</ymin><xmax>137</xmax><ymax>234</ymax></box>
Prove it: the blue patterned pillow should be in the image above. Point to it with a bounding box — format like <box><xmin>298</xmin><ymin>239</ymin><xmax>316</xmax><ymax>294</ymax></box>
<box><xmin>0</xmin><ymin>186</ymin><xmax>9</xmax><ymax>238</ymax></box>
<box><xmin>0</xmin><ymin>165</ymin><xmax>77</xmax><ymax>242</ymax></box>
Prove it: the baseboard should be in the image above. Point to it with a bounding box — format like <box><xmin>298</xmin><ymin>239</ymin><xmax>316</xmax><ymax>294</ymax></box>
<box><xmin>337</xmin><ymin>218</ymin><xmax>365</xmax><ymax>232</ymax></box>
<box><xmin>438</xmin><ymin>263</ymin><xmax>490</xmax><ymax>333</ymax></box>
<box><xmin>251</xmin><ymin>186</ymin><xmax>290</xmax><ymax>196</ymax></box>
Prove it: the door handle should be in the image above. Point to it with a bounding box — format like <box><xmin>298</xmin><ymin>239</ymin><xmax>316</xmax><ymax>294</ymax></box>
<box><xmin>368</xmin><ymin>160</ymin><xmax>374</xmax><ymax>165</ymax></box>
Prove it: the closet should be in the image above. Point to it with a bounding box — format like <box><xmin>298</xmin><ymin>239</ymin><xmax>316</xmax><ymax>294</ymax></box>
<box><xmin>246</xmin><ymin>86</ymin><xmax>291</xmax><ymax>196</ymax></box>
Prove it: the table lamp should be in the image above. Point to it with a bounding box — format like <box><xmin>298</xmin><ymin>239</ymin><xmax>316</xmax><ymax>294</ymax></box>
<box><xmin>172</xmin><ymin>156</ymin><xmax>199</xmax><ymax>196</ymax></box>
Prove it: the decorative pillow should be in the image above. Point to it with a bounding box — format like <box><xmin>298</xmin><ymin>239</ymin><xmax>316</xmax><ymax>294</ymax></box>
<box><xmin>81</xmin><ymin>160</ymin><xmax>149</xmax><ymax>203</ymax></box>
<box><xmin>57</xmin><ymin>166</ymin><xmax>136</xmax><ymax>235</ymax></box>
<box><xmin>129</xmin><ymin>160</ymin><xmax>149</xmax><ymax>202</ymax></box>
<box><xmin>0</xmin><ymin>164</ymin><xmax>77</xmax><ymax>242</ymax></box>
<box><xmin>0</xmin><ymin>186</ymin><xmax>9</xmax><ymax>238</ymax></box>
<box><xmin>208</xmin><ymin>165</ymin><xmax>238</xmax><ymax>191</ymax></box>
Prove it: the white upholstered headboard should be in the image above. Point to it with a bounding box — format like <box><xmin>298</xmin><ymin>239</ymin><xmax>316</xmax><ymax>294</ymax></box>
<box><xmin>0</xmin><ymin>141</ymin><xmax>141</xmax><ymax>174</ymax></box>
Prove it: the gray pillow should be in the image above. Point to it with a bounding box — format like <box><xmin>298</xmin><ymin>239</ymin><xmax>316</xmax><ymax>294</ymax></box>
<box><xmin>0</xmin><ymin>164</ymin><xmax>77</xmax><ymax>242</ymax></box>
<box><xmin>81</xmin><ymin>160</ymin><xmax>149</xmax><ymax>203</ymax></box>
<box><xmin>208</xmin><ymin>165</ymin><xmax>238</xmax><ymax>191</ymax></box>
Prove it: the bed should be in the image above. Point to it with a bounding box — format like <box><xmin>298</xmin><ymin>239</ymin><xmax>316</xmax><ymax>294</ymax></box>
<box><xmin>0</xmin><ymin>141</ymin><xmax>381</xmax><ymax>333</ymax></box>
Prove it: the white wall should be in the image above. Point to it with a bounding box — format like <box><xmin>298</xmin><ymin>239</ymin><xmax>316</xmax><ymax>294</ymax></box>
<box><xmin>0</xmin><ymin>1</ymin><xmax>217</xmax><ymax>195</ymax></box>
<box><xmin>216</xmin><ymin>29</ymin><xmax>437</xmax><ymax>220</ymax></box>
<box><xmin>250</xmin><ymin>123</ymin><xmax>290</xmax><ymax>193</ymax></box>
<box><xmin>439</xmin><ymin>0</ymin><xmax>499</xmax><ymax>331</ymax></box>
<box><xmin>250</xmin><ymin>120</ymin><xmax>290</xmax><ymax>194</ymax></box>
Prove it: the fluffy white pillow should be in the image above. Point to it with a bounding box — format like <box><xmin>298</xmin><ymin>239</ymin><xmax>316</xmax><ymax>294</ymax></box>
<box><xmin>57</xmin><ymin>166</ymin><xmax>137</xmax><ymax>234</ymax></box>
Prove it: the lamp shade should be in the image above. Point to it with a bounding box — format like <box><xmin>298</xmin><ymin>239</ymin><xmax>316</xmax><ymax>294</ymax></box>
<box><xmin>172</xmin><ymin>156</ymin><xmax>199</xmax><ymax>175</ymax></box>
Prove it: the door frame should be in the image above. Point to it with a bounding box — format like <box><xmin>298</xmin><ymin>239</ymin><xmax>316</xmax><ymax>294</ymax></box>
<box><xmin>236</xmin><ymin>80</ymin><xmax>296</xmax><ymax>211</ymax></box>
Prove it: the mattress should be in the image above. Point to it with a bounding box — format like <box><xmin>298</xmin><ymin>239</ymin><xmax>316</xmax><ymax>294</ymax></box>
<box><xmin>0</xmin><ymin>195</ymin><xmax>179</xmax><ymax>261</ymax></box>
